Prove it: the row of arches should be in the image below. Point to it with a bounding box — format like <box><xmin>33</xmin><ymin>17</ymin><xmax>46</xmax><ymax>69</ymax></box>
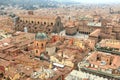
<box><xmin>15</xmin><ymin>24</ymin><xmax>53</xmax><ymax>33</ymax></box>
<box><xmin>79</xmin><ymin>31</ymin><xmax>90</xmax><ymax>34</ymax></box>
<box><xmin>19</xmin><ymin>20</ymin><xmax>54</xmax><ymax>26</ymax></box>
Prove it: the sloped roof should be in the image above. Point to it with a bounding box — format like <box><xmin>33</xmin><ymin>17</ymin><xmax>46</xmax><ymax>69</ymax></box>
<box><xmin>89</xmin><ymin>29</ymin><xmax>101</xmax><ymax>37</ymax></box>
<box><xmin>87</xmin><ymin>22</ymin><xmax>102</xmax><ymax>27</ymax></box>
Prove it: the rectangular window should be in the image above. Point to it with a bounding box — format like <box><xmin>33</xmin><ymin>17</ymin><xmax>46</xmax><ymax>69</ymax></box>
<box><xmin>37</xmin><ymin>43</ymin><xmax>39</xmax><ymax>46</ymax></box>
<box><xmin>36</xmin><ymin>50</ymin><xmax>38</xmax><ymax>53</ymax></box>
<box><xmin>41</xmin><ymin>43</ymin><xmax>44</xmax><ymax>49</ymax></box>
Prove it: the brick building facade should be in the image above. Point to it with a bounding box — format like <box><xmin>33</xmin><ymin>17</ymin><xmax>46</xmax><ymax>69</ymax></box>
<box><xmin>15</xmin><ymin>11</ymin><xmax>64</xmax><ymax>34</ymax></box>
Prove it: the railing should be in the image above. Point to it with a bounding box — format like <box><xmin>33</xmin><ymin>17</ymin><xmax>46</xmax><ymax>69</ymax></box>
<box><xmin>96</xmin><ymin>47</ymin><xmax>120</xmax><ymax>55</ymax></box>
<box><xmin>81</xmin><ymin>67</ymin><xmax>120</xmax><ymax>79</ymax></box>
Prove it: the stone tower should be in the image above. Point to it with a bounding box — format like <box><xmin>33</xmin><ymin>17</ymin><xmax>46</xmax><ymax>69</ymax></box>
<box><xmin>34</xmin><ymin>32</ymin><xmax>48</xmax><ymax>57</ymax></box>
<box><xmin>53</xmin><ymin>16</ymin><xmax>64</xmax><ymax>33</ymax></box>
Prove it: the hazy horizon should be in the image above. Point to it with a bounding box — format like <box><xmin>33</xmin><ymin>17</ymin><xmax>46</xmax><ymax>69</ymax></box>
<box><xmin>57</xmin><ymin>0</ymin><xmax>120</xmax><ymax>4</ymax></box>
<box><xmin>0</xmin><ymin>0</ymin><xmax>120</xmax><ymax>4</ymax></box>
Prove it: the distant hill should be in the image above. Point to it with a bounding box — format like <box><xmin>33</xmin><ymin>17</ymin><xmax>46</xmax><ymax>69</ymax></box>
<box><xmin>0</xmin><ymin>0</ymin><xmax>59</xmax><ymax>9</ymax></box>
<box><xmin>0</xmin><ymin>0</ymin><xmax>80</xmax><ymax>9</ymax></box>
<box><xmin>0</xmin><ymin>0</ymin><xmax>10</xmax><ymax>5</ymax></box>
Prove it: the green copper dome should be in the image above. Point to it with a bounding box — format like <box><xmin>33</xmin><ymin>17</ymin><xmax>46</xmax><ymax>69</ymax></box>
<box><xmin>35</xmin><ymin>32</ymin><xmax>48</xmax><ymax>40</ymax></box>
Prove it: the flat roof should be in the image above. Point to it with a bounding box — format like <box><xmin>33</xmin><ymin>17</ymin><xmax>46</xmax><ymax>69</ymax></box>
<box><xmin>87</xmin><ymin>22</ymin><xmax>102</xmax><ymax>27</ymax></box>
<box><xmin>99</xmin><ymin>39</ymin><xmax>120</xmax><ymax>49</ymax></box>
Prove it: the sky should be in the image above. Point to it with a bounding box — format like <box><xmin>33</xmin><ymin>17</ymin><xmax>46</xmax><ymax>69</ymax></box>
<box><xmin>71</xmin><ymin>0</ymin><xmax>120</xmax><ymax>3</ymax></box>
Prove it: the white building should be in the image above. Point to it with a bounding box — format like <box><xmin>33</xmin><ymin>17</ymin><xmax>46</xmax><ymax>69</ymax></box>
<box><xmin>65</xmin><ymin>70</ymin><xmax>108</xmax><ymax>80</ymax></box>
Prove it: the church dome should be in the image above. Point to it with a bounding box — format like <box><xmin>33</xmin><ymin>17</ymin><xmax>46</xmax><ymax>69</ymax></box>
<box><xmin>35</xmin><ymin>32</ymin><xmax>48</xmax><ymax>40</ymax></box>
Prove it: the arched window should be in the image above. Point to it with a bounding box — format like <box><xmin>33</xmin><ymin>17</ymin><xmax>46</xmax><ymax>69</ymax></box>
<box><xmin>41</xmin><ymin>43</ymin><xmax>44</xmax><ymax>49</ymax></box>
<box><xmin>51</xmin><ymin>22</ymin><xmax>53</xmax><ymax>25</ymax></box>
<box><xmin>20</xmin><ymin>20</ymin><xmax>22</xmax><ymax>22</ymax></box>
<box><xmin>26</xmin><ymin>20</ymin><xmax>28</xmax><ymax>23</ymax></box>
<box><xmin>35</xmin><ymin>27</ymin><xmax>37</xmax><ymax>29</ymax></box>
<box><xmin>31</xmin><ymin>21</ymin><xmax>34</xmax><ymax>23</ymax></box>
<box><xmin>36</xmin><ymin>43</ymin><xmax>39</xmax><ymax>46</ymax></box>
<box><xmin>36</xmin><ymin>50</ymin><xmax>38</xmax><ymax>53</ymax></box>
<box><xmin>44</xmin><ymin>22</ymin><xmax>46</xmax><ymax>25</ymax></box>
<box><xmin>48</xmin><ymin>29</ymin><xmax>51</xmax><ymax>31</ymax></box>
<box><xmin>38</xmin><ymin>21</ymin><xmax>39</xmax><ymax>24</ymax></box>
<box><xmin>41</xmin><ymin>43</ymin><xmax>43</xmax><ymax>47</ymax></box>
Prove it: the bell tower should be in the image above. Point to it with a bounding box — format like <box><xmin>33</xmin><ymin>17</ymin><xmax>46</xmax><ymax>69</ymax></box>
<box><xmin>34</xmin><ymin>32</ymin><xmax>48</xmax><ymax>57</ymax></box>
